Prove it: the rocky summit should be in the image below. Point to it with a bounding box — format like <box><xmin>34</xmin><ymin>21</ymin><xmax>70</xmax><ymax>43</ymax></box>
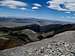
<box><xmin>0</xmin><ymin>31</ymin><xmax>75</xmax><ymax>56</ymax></box>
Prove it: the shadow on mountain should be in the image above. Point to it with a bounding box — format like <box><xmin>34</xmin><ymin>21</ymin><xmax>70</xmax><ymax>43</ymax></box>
<box><xmin>0</xmin><ymin>23</ymin><xmax>75</xmax><ymax>50</ymax></box>
<box><xmin>0</xmin><ymin>17</ymin><xmax>75</xmax><ymax>50</ymax></box>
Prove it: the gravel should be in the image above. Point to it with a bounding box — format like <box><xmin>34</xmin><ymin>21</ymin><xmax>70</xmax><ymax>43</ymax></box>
<box><xmin>0</xmin><ymin>40</ymin><xmax>75</xmax><ymax>56</ymax></box>
<box><xmin>0</xmin><ymin>31</ymin><xmax>75</xmax><ymax>56</ymax></box>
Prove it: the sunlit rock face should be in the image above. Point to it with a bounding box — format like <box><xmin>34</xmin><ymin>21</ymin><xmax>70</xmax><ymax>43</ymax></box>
<box><xmin>51</xmin><ymin>31</ymin><xmax>75</xmax><ymax>43</ymax></box>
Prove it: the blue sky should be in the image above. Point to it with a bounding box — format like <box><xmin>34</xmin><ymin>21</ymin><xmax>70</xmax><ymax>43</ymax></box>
<box><xmin>0</xmin><ymin>0</ymin><xmax>75</xmax><ymax>22</ymax></box>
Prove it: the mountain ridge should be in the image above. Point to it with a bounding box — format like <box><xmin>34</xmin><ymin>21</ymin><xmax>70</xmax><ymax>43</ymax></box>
<box><xmin>0</xmin><ymin>17</ymin><xmax>73</xmax><ymax>27</ymax></box>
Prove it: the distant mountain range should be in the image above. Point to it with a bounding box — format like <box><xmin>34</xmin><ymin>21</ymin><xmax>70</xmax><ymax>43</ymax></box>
<box><xmin>0</xmin><ymin>17</ymin><xmax>73</xmax><ymax>27</ymax></box>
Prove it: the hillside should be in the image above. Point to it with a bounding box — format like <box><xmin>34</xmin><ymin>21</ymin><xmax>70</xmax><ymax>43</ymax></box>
<box><xmin>0</xmin><ymin>31</ymin><xmax>75</xmax><ymax>56</ymax></box>
<box><xmin>0</xmin><ymin>17</ymin><xmax>75</xmax><ymax>51</ymax></box>
<box><xmin>0</xmin><ymin>23</ymin><xmax>75</xmax><ymax>50</ymax></box>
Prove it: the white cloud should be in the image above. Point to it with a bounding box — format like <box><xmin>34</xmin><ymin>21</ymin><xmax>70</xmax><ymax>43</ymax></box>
<box><xmin>20</xmin><ymin>7</ymin><xmax>27</xmax><ymax>10</ymax></box>
<box><xmin>47</xmin><ymin>0</ymin><xmax>75</xmax><ymax>11</ymax></box>
<box><xmin>33</xmin><ymin>3</ymin><xmax>42</xmax><ymax>7</ymax></box>
<box><xmin>65</xmin><ymin>11</ymin><xmax>71</xmax><ymax>14</ymax></box>
<box><xmin>0</xmin><ymin>0</ymin><xmax>27</xmax><ymax>10</ymax></box>
<box><xmin>32</xmin><ymin>3</ymin><xmax>42</xmax><ymax>10</ymax></box>
<box><xmin>32</xmin><ymin>7</ymin><xmax>39</xmax><ymax>10</ymax></box>
<box><xmin>47</xmin><ymin>0</ymin><xmax>66</xmax><ymax>11</ymax></box>
<box><xmin>64</xmin><ymin>2</ymin><xmax>75</xmax><ymax>11</ymax></box>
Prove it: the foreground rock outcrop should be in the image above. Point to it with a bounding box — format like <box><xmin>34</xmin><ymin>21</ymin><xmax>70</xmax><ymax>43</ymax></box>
<box><xmin>0</xmin><ymin>31</ymin><xmax>75</xmax><ymax>56</ymax></box>
<box><xmin>51</xmin><ymin>31</ymin><xmax>75</xmax><ymax>43</ymax></box>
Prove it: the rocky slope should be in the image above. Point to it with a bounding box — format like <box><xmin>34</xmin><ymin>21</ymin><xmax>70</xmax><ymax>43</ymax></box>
<box><xmin>0</xmin><ymin>24</ymin><xmax>75</xmax><ymax>50</ymax></box>
<box><xmin>0</xmin><ymin>31</ymin><xmax>75</xmax><ymax>56</ymax></box>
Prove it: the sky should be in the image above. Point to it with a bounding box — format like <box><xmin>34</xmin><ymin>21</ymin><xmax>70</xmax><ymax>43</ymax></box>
<box><xmin>0</xmin><ymin>0</ymin><xmax>75</xmax><ymax>22</ymax></box>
